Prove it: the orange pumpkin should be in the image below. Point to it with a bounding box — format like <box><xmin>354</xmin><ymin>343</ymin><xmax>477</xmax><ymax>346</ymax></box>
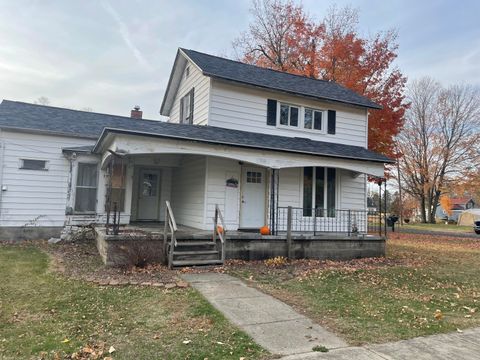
<box><xmin>260</xmin><ymin>226</ymin><xmax>270</xmax><ymax>235</ymax></box>
<box><xmin>216</xmin><ymin>225</ymin><xmax>224</xmax><ymax>234</ymax></box>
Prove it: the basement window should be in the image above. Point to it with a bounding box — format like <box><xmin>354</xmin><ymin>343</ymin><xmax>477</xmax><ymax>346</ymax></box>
<box><xmin>20</xmin><ymin>159</ymin><xmax>47</xmax><ymax>170</ymax></box>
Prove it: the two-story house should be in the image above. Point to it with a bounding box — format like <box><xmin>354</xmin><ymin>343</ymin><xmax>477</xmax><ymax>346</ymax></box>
<box><xmin>0</xmin><ymin>48</ymin><xmax>391</xmax><ymax>241</ymax></box>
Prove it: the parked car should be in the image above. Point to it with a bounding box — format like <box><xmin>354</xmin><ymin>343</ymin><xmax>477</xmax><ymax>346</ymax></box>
<box><xmin>474</xmin><ymin>221</ymin><xmax>480</xmax><ymax>235</ymax></box>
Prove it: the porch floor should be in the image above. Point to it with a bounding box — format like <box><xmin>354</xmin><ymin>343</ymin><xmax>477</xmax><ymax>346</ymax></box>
<box><xmin>126</xmin><ymin>222</ymin><xmax>381</xmax><ymax>240</ymax></box>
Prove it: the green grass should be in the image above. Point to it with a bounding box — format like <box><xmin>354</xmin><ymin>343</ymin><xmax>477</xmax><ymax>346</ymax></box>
<box><xmin>228</xmin><ymin>233</ymin><xmax>480</xmax><ymax>345</ymax></box>
<box><xmin>402</xmin><ymin>222</ymin><xmax>472</xmax><ymax>233</ymax></box>
<box><xmin>0</xmin><ymin>245</ymin><xmax>267</xmax><ymax>359</ymax></box>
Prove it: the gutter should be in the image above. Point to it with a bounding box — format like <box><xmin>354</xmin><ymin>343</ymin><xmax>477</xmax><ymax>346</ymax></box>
<box><xmin>92</xmin><ymin>127</ymin><xmax>395</xmax><ymax>164</ymax></box>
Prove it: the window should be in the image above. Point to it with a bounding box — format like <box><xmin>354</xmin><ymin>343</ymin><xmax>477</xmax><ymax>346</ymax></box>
<box><xmin>180</xmin><ymin>88</ymin><xmax>194</xmax><ymax>124</ymax></box>
<box><xmin>277</xmin><ymin>103</ymin><xmax>325</xmax><ymax>131</ymax></box>
<box><xmin>20</xmin><ymin>159</ymin><xmax>47</xmax><ymax>170</ymax></box>
<box><xmin>108</xmin><ymin>163</ymin><xmax>126</xmax><ymax>212</ymax></box>
<box><xmin>304</xmin><ymin>108</ymin><xmax>323</xmax><ymax>130</ymax></box>
<box><xmin>303</xmin><ymin>167</ymin><xmax>336</xmax><ymax>217</ymax></box>
<box><xmin>246</xmin><ymin>171</ymin><xmax>262</xmax><ymax>183</ymax></box>
<box><xmin>75</xmin><ymin>163</ymin><xmax>98</xmax><ymax>213</ymax></box>
<box><xmin>279</xmin><ymin>103</ymin><xmax>299</xmax><ymax>127</ymax></box>
<box><xmin>185</xmin><ymin>66</ymin><xmax>190</xmax><ymax>78</ymax></box>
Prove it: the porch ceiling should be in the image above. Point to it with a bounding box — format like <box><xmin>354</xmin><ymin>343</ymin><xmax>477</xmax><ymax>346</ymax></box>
<box><xmin>98</xmin><ymin>132</ymin><xmax>385</xmax><ymax>177</ymax></box>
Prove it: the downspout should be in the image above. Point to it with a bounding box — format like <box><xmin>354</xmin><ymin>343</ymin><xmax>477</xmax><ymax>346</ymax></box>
<box><xmin>0</xmin><ymin>133</ymin><xmax>5</xmax><ymax>216</ymax></box>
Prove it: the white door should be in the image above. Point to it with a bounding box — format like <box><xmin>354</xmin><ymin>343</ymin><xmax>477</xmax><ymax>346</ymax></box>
<box><xmin>240</xmin><ymin>167</ymin><xmax>266</xmax><ymax>228</ymax></box>
<box><xmin>137</xmin><ymin>169</ymin><xmax>161</xmax><ymax>220</ymax></box>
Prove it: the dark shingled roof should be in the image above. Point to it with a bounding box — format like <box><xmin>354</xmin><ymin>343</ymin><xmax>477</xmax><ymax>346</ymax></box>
<box><xmin>181</xmin><ymin>48</ymin><xmax>382</xmax><ymax>110</ymax></box>
<box><xmin>0</xmin><ymin>100</ymin><xmax>392</xmax><ymax>163</ymax></box>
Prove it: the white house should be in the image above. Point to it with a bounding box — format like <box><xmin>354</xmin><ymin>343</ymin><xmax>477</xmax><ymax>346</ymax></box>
<box><xmin>0</xmin><ymin>48</ymin><xmax>392</xmax><ymax>241</ymax></box>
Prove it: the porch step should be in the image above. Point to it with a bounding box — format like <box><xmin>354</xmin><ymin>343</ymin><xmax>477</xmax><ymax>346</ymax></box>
<box><xmin>175</xmin><ymin>241</ymin><xmax>216</xmax><ymax>247</ymax></box>
<box><xmin>173</xmin><ymin>250</ymin><xmax>219</xmax><ymax>256</ymax></box>
<box><xmin>171</xmin><ymin>259</ymin><xmax>224</xmax><ymax>267</ymax></box>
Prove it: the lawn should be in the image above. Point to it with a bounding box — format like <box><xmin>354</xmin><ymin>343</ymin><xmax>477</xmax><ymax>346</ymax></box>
<box><xmin>227</xmin><ymin>233</ymin><xmax>480</xmax><ymax>345</ymax></box>
<box><xmin>0</xmin><ymin>244</ymin><xmax>267</xmax><ymax>359</ymax></box>
<box><xmin>401</xmin><ymin>222</ymin><xmax>473</xmax><ymax>233</ymax></box>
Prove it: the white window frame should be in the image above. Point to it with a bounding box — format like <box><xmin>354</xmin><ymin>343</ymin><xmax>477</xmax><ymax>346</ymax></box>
<box><xmin>19</xmin><ymin>158</ymin><xmax>48</xmax><ymax>171</ymax></box>
<box><xmin>301</xmin><ymin>167</ymin><xmax>337</xmax><ymax>217</ymax></box>
<box><xmin>278</xmin><ymin>102</ymin><xmax>300</xmax><ymax>128</ymax></box>
<box><xmin>276</xmin><ymin>102</ymin><xmax>327</xmax><ymax>134</ymax></box>
<box><xmin>74</xmin><ymin>162</ymin><xmax>99</xmax><ymax>214</ymax></box>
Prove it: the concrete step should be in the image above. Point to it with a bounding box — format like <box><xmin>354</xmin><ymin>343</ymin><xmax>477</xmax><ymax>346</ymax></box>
<box><xmin>175</xmin><ymin>241</ymin><xmax>216</xmax><ymax>247</ymax></box>
<box><xmin>173</xmin><ymin>250</ymin><xmax>219</xmax><ymax>256</ymax></box>
<box><xmin>171</xmin><ymin>259</ymin><xmax>224</xmax><ymax>267</ymax></box>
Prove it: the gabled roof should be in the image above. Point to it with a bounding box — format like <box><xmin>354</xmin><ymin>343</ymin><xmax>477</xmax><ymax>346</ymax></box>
<box><xmin>160</xmin><ymin>48</ymin><xmax>381</xmax><ymax>115</ymax></box>
<box><xmin>451</xmin><ymin>197</ymin><xmax>474</xmax><ymax>205</ymax></box>
<box><xmin>0</xmin><ymin>100</ymin><xmax>392</xmax><ymax>164</ymax></box>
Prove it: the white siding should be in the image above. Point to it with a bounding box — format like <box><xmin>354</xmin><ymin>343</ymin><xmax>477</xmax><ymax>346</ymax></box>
<box><xmin>209</xmin><ymin>80</ymin><xmax>367</xmax><ymax>147</ymax></box>
<box><xmin>169</xmin><ymin>61</ymin><xmax>210</xmax><ymax>125</ymax></box>
<box><xmin>339</xmin><ymin>170</ymin><xmax>366</xmax><ymax>210</ymax></box>
<box><xmin>171</xmin><ymin>155</ymin><xmax>206</xmax><ymax>229</ymax></box>
<box><xmin>278</xmin><ymin>168</ymin><xmax>302</xmax><ymax>208</ymax></box>
<box><xmin>0</xmin><ymin>130</ymin><xmax>95</xmax><ymax>227</ymax></box>
<box><xmin>204</xmin><ymin>157</ymin><xmax>241</xmax><ymax>230</ymax></box>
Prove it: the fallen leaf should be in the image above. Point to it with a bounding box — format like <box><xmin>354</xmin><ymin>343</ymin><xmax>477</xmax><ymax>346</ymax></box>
<box><xmin>61</xmin><ymin>338</ymin><xmax>70</xmax><ymax>343</ymax></box>
<box><xmin>108</xmin><ymin>346</ymin><xmax>115</xmax><ymax>353</ymax></box>
<box><xmin>183</xmin><ymin>340</ymin><xmax>191</xmax><ymax>344</ymax></box>
<box><xmin>434</xmin><ymin>309</ymin><xmax>443</xmax><ymax>320</ymax></box>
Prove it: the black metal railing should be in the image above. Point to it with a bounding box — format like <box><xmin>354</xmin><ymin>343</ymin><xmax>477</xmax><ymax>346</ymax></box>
<box><xmin>276</xmin><ymin>207</ymin><xmax>386</xmax><ymax>237</ymax></box>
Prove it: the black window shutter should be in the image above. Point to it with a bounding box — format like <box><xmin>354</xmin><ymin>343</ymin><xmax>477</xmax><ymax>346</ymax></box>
<box><xmin>189</xmin><ymin>88</ymin><xmax>195</xmax><ymax>124</ymax></box>
<box><xmin>267</xmin><ymin>99</ymin><xmax>277</xmax><ymax>126</ymax></box>
<box><xmin>179</xmin><ymin>97</ymin><xmax>184</xmax><ymax>124</ymax></box>
<box><xmin>327</xmin><ymin>110</ymin><xmax>336</xmax><ymax>134</ymax></box>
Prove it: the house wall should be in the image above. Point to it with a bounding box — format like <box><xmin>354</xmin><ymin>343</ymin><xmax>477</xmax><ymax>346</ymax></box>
<box><xmin>171</xmin><ymin>155</ymin><xmax>207</xmax><ymax>229</ymax></box>
<box><xmin>204</xmin><ymin>157</ymin><xmax>241</xmax><ymax>230</ymax></box>
<box><xmin>0</xmin><ymin>130</ymin><xmax>95</xmax><ymax>237</ymax></box>
<box><xmin>208</xmin><ymin>80</ymin><xmax>368</xmax><ymax>147</ymax></box>
<box><xmin>169</xmin><ymin>60</ymin><xmax>210</xmax><ymax>125</ymax></box>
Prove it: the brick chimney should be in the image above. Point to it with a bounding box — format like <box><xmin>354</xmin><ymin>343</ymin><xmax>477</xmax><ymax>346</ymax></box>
<box><xmin>130</xmin><ymin>105</ymin><xmax>142</xmax><ymax>119</ymax></box>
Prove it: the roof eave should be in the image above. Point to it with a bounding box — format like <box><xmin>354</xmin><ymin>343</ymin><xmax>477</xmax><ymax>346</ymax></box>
<box><xmin>207</xmin><ymin>75</ymin><xmax>382</xmax><ymax>110</ymax></box>
<box><xmin>93</xmin><ymin>127</ymin><xmax>392</xmax><ymax>164</ymax></box>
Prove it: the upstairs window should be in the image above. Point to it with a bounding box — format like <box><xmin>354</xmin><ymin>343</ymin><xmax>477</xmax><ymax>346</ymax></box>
<box><xmin>20</xmin><ymin>159</ymin><xmax>47</xmax><ymax>170</ymax></box>
<box><xmin>75</xmin><ymin>163</ymin><xmax>98</xmax><ymax>213</ymax></box>
<box><xmin>180</xmin><ymin>88</ymin><xmax>195</xmax><ymax>124</ymax></box>
<box><xmin>304</xmin><ymin>108</ymin><xmax>323</xmax><ymax>130</ymax></box>
<box><xmin>279</xmin><ymin>103</ymin><xmax>299</xmax><ymax>127</ymax></box>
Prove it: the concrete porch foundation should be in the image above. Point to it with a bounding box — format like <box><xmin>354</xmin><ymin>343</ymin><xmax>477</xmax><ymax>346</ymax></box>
<box><xmin>95</xmin><ymin>223</ymin><xmax>385</xmax><ymax>266</ymax></box>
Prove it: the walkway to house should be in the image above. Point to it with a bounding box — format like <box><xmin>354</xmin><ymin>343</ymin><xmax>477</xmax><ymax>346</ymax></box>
<box><xmin>281</xmin><ymin>327</ymin><xmax>480</xmax><ymax>359</ymax></box>
<box><xmin>181</xmin><ymin>273</ymin><xmax>480</xmax><ymax>359</ymax></box>
<box><xmin>180</xmin><ymin>273</ymin><xmax>347</xmax><ymax>356</ymax></box>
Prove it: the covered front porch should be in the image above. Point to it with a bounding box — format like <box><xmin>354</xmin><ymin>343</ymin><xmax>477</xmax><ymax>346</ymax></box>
<box><xmin>97</xmin><ymin>131</ymin><xmax>387</xmax><ymax>236</ymax></box>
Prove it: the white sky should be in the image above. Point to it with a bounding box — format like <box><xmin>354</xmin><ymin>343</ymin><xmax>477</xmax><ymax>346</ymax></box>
<box><xmin>1</xmin><ymin>0</ymin><xmax>479</xmax><ymax>119</ymax></box>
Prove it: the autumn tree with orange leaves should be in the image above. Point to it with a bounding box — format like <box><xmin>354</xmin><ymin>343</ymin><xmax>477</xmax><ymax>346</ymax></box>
<box><xmin>439</xmin><ymin>196</ymin><xmax>453</xmax><ymax>217</ymax></box>
<box><xmin>233</xmin><ymin>0</ymin><xmax>408</xmax><ymax>158</ymax></box>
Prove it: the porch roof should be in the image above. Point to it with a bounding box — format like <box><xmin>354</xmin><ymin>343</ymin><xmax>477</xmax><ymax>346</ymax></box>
<box><xmin>93</xmin><ymin>126</ymin><xmax>393</xmax><ymax>164</ymax></box>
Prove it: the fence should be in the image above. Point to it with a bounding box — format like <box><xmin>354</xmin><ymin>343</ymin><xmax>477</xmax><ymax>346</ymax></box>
<box><xmin>276</xmin><ymin>207</ymin><xmax>386</xmax><ymax>237</ymax></box>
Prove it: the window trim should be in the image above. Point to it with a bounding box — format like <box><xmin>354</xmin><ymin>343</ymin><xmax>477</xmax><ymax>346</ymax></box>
<box><xmin>19</xmin><ymin>158</ymin><xmax>48</xmax><ymax>171</ymax></box>
<box><xmin>276</xmin><ymin>102</ymin><xmax>327</xmax><ymax>134</ymax></box>
<box><xmin>302</xmin><ymin>167</ymin><xmax>337</xmax><ymax>217</ymax></box>
<box><xmin>74</xmin><ymin>162</ymin><xmax>99</xmax><ymax>214</ymax></box>
<box><xmin>179</xmin><ymin>88</ymin><xmax>194</xmax><ymax>124</ymax></box>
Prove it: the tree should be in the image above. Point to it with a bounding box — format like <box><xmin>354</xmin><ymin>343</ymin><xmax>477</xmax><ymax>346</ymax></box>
<box><xmin>34</xmin><ymin>96</ymin><xmax>50</xmax><ymax>106</ymax></box>
<box><xmin>233</xmin><ymin>1</ymin><xmax>408</xmax><ymax>158</ymax></box>
<box><xmin>397</xmin><ymin>78</ymin><xmax>480</xmax><ymax>223</ymax></box>
<box><xmin>439</xmin><ymin>196</ymin><xmax>453</xmax><ymax>217</ymax></box>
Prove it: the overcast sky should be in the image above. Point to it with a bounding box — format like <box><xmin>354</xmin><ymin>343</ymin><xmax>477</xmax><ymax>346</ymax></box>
<box><xmin>1</xmin><ymin>0</ymin><xmax>479</xmax><ymax>119</ymax></box>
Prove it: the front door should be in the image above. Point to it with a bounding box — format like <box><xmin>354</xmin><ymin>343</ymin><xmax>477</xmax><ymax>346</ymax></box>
<box><xmin>137</xmin><ymin>168</ymin><xmax>161</xmax><ymax>220</ymax></box>
<box><xmin>240</xmin><ymin>167</ymin><xmax>266</xmax><ymax>228</ymax></box>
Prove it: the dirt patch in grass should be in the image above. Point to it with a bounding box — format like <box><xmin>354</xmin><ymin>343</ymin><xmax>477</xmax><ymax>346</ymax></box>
<box><xmin>38</xmin><ymin>240</ymin><xmax>180</xmax><ymax>286</ymax></box>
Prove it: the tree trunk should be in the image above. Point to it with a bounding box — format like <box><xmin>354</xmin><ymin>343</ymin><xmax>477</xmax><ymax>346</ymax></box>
<box><xmin>420</xmin><ymin>196</ymin><xmax>427</xmax><ymax>223</ymax></box>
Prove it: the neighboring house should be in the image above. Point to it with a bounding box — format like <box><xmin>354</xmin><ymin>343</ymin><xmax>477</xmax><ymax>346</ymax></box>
<box><xmin>436</xmin><ymin>197</ymin><xmax>476</xmax><ymax>222</ymax></box>
<box><xmin>0</xmin><ymin>48</ymin><xmax>392</xmax><ymax>240</ymax></box>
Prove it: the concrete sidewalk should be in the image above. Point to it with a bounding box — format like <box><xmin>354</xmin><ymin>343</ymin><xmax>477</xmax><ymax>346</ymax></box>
<box><xmin>281</xmin><ymin>327</ymin><xmax>480</xmax><ymax>359</ymax></box>
<box><xmin>180</xmin><ymin>273</ymin><xmax>347</xmax><ymax>356</ymax></box>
